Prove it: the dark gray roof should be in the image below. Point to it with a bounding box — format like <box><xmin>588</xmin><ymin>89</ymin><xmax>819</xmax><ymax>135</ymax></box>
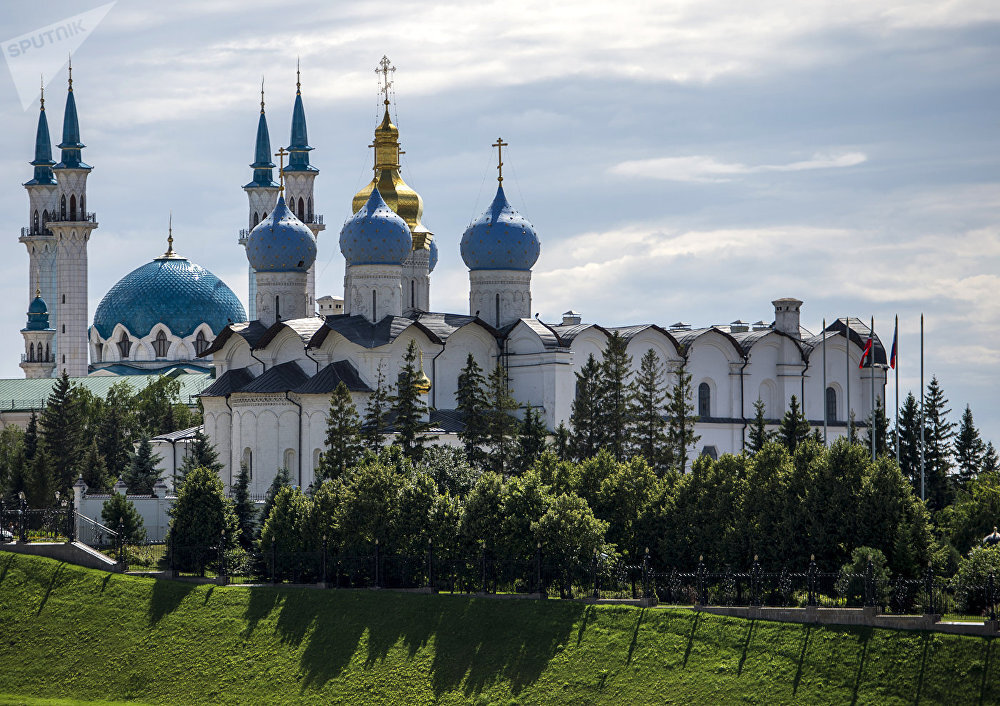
<box><xmin>254</xmin><ymin>317</ymin><xmax>326</xmax><ymax>350</ymax></box>
<box><xmin>236</xmin><ymin>361</ymin><xmax>310</xmax><ymax>394</ymax></box>
<box><xmin>199</xmin><ymin>320</ymin><xmax>269</xmax><ymax>357</ymax></box>
<box><xmin>413</xmin><ymin>312</ymin><xmax>498</xmax><ymax>342</ymax></box>
<box><xmin>426</xmin><ymin>409</ymin><xmax>465</xmax><ymax>434</ymax></box>
<box><xmin>293</xmin><ymin>360</ymin><xmax>372</xmax><ymax>394</ymax></box>
<box><xmin>310</xmin><ymin>312</ymin><xmax>498</xmax><ymax>350</ymax></box>
<box><xmin>198</xmin><ymin>367</ymin><xmax>256</xmax><ymax>397</ymax></box>
<box><xmin>672</xmin><ymin>326</ymin><xmax>745</xmax><ymax>357</ymax></box>
<box><xmin>803</xmin><ymin>317</ymin><xmax>887</xmax><ymax>365</ymax></box>
<box><xmin>510</xmin><ymin>318</ymin><xmax>564</xmax><ymax>348</ymax></box>
<box><xmin>547</xmin><ymin>322</ymin><xmax>607</xmax><ymax>344</ymax></box>
<box><xmin>151</xmin><ymin>425</ymin><xmax>203</xmax><ymax>442</ymax></box>
<box><xmin>606</xmin><ymin>324</ymin><xmax>681</xmax><ymax>350</ymax></box>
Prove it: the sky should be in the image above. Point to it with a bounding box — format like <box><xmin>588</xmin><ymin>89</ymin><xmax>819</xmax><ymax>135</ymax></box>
<box><xmin>0</xmin><ymin>1</ymin><xmax>998</xmax><ymax>437</ymax></box>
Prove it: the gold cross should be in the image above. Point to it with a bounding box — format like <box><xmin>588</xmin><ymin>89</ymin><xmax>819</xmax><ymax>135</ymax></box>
<box><xmin>493</xmin><ymin>137</ymin><xmax>508</xmax><ymax>183</ymax></box>
<box><xmin>275</xmin><ymin>147</ymin><xmax>288</xmax><ymax>191</ymax></box>
<box><xmin>376</xmin><ymin>55</ymin><xmax>395</xmax><ymax>106</ymax></box>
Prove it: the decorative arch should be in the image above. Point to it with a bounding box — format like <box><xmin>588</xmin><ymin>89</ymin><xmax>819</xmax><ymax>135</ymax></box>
<box><xmin>759</xmin><ymin>379</ymin><xmax>778</xmax><ymax>417</ymax></box>
<box><xmin>117</xmin><ymin>330</ymin><xmax>132</xmax><ymax>358</ymax></box>
<box><xmin>153</xmin><ymin>330</ymin><xmax>169</xmax><ymax>358</ymax></box>
<box><xmin>60</xmin><ymin>194</ymin><xmax>66</xmax><ymax>218</ymax></box>
<box><xmin>69</xmin><ymin>194</ymin><xmax>77</xmax><ymax>220</ymax></box>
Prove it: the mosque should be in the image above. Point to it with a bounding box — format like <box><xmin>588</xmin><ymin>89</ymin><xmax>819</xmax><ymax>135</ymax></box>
<box><xmin>12</xmin><ymin>58</ymin><xmax>888</xmax><ymax>492</ymax></box>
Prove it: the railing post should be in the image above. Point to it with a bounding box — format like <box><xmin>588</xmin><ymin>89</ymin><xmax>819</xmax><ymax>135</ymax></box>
<box><xmin>321</xmin><ymin>535</ymin><xmax>328</xmax><ymax>587</ymax></box>
<box><xmin>807</xmin><ymin>555</ymin><xmax>818</xmax><ymax>607</ymax></box>
<box><xmin>592</xmin><ymin>551</ymin><xmax>599</xmax><ymax>598</ymax></box>
<box><xmin>864</xmin><ymin>559</ymin><xmax>875</xmax><ymax>608</ymax></box>
<box><xmin>67</xmin><ymin>493</ymin><xmax>75</xmax><ymax>543</ymax></box>
<box><xmin>924</xmin><ymin>561</ymin><xmax>934</xmax><ymax>614</ymax></box>
<box><xmin>117</xmin><ymin>520</ymin><xmax>127</xmax><ymax>571</ymax></box>
<box><xmin>218</xmin><ymin>529</ymin><xmax>228</xmax><ymax>585</ymax></box>
<box><xmin>271</xmin><ymin>542</ymin><xmax>277</xmax><ymax>584</ymax></box>
<box><xmin>751</xmin><ymin>555</ymin><xmax>761</xmax><ymax>607</ymax></box>
<box><xmin>696</xmin><ymin>555</ymin><xmax>707</xmax><ymax>606</ymax></box>
<box><xmin>374</xmin><ymin>539</ymin><xmax>380</xmax><ymax>589</ymax></box>
<box><xmin>426</xmin><ymin>539</ymin><xmax>433</xmax><ymax>590</ymax></box>
<box><xmin>643</xmin><ymin>547</ymin><xmax>651</xmax><ymax>599</ymax></box>
<box><xmin>989</xmin><ymin>573</ymin><xmax>996</xmax><ymax>622</ymax></box>
<box><xmin>18</xmin><ymin>493</ymin><xmax>27</xmax><ymax>543</ymax></box>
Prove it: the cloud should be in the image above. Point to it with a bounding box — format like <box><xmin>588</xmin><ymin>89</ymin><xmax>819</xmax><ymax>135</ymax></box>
<box><xmin>609</xmin><ymin>152</ymin><xmax>868</xmax><ymax>182</ymax></box>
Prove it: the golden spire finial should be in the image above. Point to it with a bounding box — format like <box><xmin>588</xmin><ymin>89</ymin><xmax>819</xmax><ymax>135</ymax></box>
<box><xmin>275</xmin><ymin>147</ymin><xmax>288</xmax><ymax>191</ymax></box>
<box><xmin>376</xmin><ymin>55</ymin><xmax>395</xmax><ymax>107</ymax></box>
<box><xmin>40</xmin><ymin>75</ymin><xmax>44</xmax><ymax>110</ymax></box>
<box><xmin>260</xmin><ymin>75</ymin><xmax>265</xmax><ymax>114</ymax></box>
<box><xmin>296</xmin><ymin>57</ymin><xmax>301</xmax><ymax>96</ymax></box>
<box><xmin>35</xmin><ymin>286</ymin><xmax>41</xmax><ymax>299</ymax></box>
<box><xmin>67</xmin><ymin>54</ymin><xmax>72</xmax><ymax>92</ymax></box>
<box><xmin>165</xmin><ymin>211</ymin><xmax>175</xmax><ymax>256</ymax></box>
<box><xmin>492</xmin><ymin>137</ymin><xmax>508</xmax><ymax>184</ymax></box>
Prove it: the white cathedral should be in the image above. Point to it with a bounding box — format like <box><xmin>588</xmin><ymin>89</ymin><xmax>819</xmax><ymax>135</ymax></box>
<box><xmin>14</xmin><ymin>59</ymin><xmax>887</xmax><ymax>493</ymax></box>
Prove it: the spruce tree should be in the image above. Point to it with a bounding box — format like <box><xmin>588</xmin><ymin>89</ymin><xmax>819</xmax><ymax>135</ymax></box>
<box><xmin>631</xmin><ymin>348</ymin><xmax>669</xmax><ymax>472</ymax></box>
<box><xmin>101</xmin><ymin>493</ymin><xmax>146</xmax><ymax>544</ymax></box>
<box><xmin>456</xmin><ymin>353</ymin><xmax>488</xmax><ymax>468</ymax></box>
<box><xmin>746</xmin><ymin>398</ymin><xmax>770</xmax><ymax>455</ymax></box>
<box><xmin>665</xmin><ymin>358</ymin><xmax>700</xmax><ymax>473</ymax></box>
<box><xmin>40</xmin><ymin>371</ymin><xmax>83</xmax><ymax>495</ymax></box>
<box><xmin>258</xmin><ymin>466</ymin><xmax>292</xmax><ymax>538</ymax></box>
<box><xmin>80</xmin><ymin>438</ymin><xmax>111</xmax><ymax>493</ymax></box>
<box><xmin>124</xmin><ymin>436</ymin><xmax>162</xmax><ymax>495</ymax></box>
<box><xmin>515</xmin><ymin>407</ymin><xmax>549</xmax><ymax>474</ymax></box>
<box><xmin>177</xmin><ymin>427</ymin><xmax>223</xmax><ymax>487</ymax></box>
<box><xmin>97</xmin><ymin>380</ymin><xmax>137</xmax><ymax>480</ymax></box>
<box><xmin>362</xmin><ymin>361</ymin><xmax>392</xmax><ymax>451</ymax></box>
<box><xmin>569</xmin><ymin>353</ymin><xmax>603</xmax><ymax>461</ymax></box>
<box><xmin>923</xmin><ymin>375</ymin><xmax>955</xmax><ymax>511</ymax></box>
<box><xmin>231</xmin><ymin>463</ymin><xmax>256</xmax><ymax>550</ymax></box>
<box><xmin>896</xmin><ymin>392</ymin><xmax>922</xmax><ymax>491</ymax></box>
<box><xmin>954</xmin><ymin>404</ymin><xmax>985</xmax><ymax>489</ymax></box>
<box><xmin>24</xmin><ymin>412</ymin><xmax>38</xmax><ymax>463</ymax></box>
<box><xmin>983</xmin><ymin>442</ymin><xmax>999</xmax><ymax>475</ymax></box>
<box><xmin>483</xmin><ymin>363</ymin><xmax>520</xmax><ymax>475</ymax></box>
<box><xmin>0</xmin><ymin>425</ymin><xmax>25</xmax><ymax>498</ymax></box>
<box><xmin>25</xmin><ymin>445</ymin><xmax>52</xmax><ymax>507</ymax></box>
<box><xmin>392</xmin><ymin>340</ymin><xmax>434</xmax><ymax>459</ymax></box>
<box><xmin>777</xmin><ymin>395</ymin><xmax>811</xmax><ymax>454</ymax></box>
<box><xmin>551</xmin><ymin>421</ymin><xmax>571</xmax><ymax>461</ymax></box>
<box><xmin>598</xmin><ymin>332</ymin><xmax>634</xmax><ymax>461</ymax></box>
<box><xmin>864</xmin><ymin>398</ymin><xmax>891</xmax><ymax>458</ymax></box>
<box><xmin>316</xmin><ymin>382</ymin><xmax>364</xmax><ymax>482</ymax></box>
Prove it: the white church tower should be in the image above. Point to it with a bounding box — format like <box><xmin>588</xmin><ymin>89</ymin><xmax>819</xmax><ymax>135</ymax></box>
<box><xmin>460</xmin><ymin>140</ymin><xmax>540</xmax><ymax>328</ymax></box>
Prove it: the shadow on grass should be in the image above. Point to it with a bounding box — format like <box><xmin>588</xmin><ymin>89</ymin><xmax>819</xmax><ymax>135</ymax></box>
<box><xmin>626</xmin><ymin>608</ymin><xmax>646</xmax><ymax>665</ymax></box>
<box><xmin>792</xmin><ymin>624</ymin><xmax>812</xmax><ymax>695</ymax></box>
<box><xmin>914</xmin><ymin>631</ymin><xmax>931</xmax><ymax>704</ymax></box>
<box><xmin>682</xmin><ymin>612</ymin><xmax>701</xmax><ymax>667</ymax></box>
<box><xmin>737</xmin><ymin>620</ymin><xmax>755</xmax><ymax>676</ymax></box>
<box><xmin>0</xmin><ymin>552</ymin><xmax>15</xmax><ymax>587</ymax></box>
<box><xmin>147</xmin><ymin>577</ymin><xmax>197</xmax><ymax>625</ymax></box>
<box><xmin>979</xmin><ymin>638</ymin><xmax>994</xmax><ymax>706</ymax></box>
<box><xmin>35</xmin><ymin>563</ymin><xmax>65</xmax><ymax>615</ymax></box>
<box><xmin>849</xmin><ymin>628</ymin><xmax>871</xmax><ymax>706</ymax></box>
<box><xmin>240</xmin><ymin>587</ymin><xmax>581</xmax><ymax>698</ymax></box>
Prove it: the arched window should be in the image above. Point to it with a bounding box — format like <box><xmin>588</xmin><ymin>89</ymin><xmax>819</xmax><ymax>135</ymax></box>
<box><xmin>32</xmin><ymin>210</ymin><xmax>39</xmax><ymax>232</ymax></box>
<box><xmin>372</xmin><ymin>289</ymin><xmax>377</xmax><ymax>319</ymax></box>
<box><xmin>44</xmin><ymin>343</ymin><xmax>49</xmax><ymax>362</ymax></box>
<box><xmin>313</xmin><ymin>448</ymin><xmax>321</xmax><ymax>471</ymax></box>
<box><xmin>153</xmin><ymin>330</ymin><xmax>169</xmax><ymax>357</ymax></box>
<box><xmin>60</xmin><ymin>195</ymin><xmax>66</xmax><ymax>218</ymax></box>
<box><xmin>62</xmin><ymin>324</ymin><xmax>65</xmax><ymax>333</ymax></box>
<box><xmin>28</xmin><ymin>343</ymin><xmax>35</xmax><ymax>361</ymax></box>
<box><xmin>307</xmin><ymin>197</ymin><xmax>313</xmax><ymax>221</ymax></box>
<box><xmin>826</xmin><ymin>387</ymin><xmax>838</xmax><ymax>423</ymax></box>
<box><xmin>194</xmin><ymin>330</ymin><xmax>209</xmax><ymax>355</ymax></box>
<box><xmin>93</xmin><ymin>344</ymin><xmax>102</xmax><ymax>363</ymax></box>
<box><xmin>262</xmin><ymin>210</ymin><xmax>268</xmax><ymax>220</ymax></box>
<box><xmin>117</xmin><ymin>331</ymin><xmax>132</xmax><ymax>358</ymax></box>
<box><xmin>495</xmin><ymin>293</ymin><xmax>501</xmax><ymax>327</ymax></box>
<box><xmin>283</xmin><ymin>449</ymin><xmax>296</xmax><ymax>473</ymax></box>
<box><xmin>62</xmin><ymin>294</ymin><xmax>65</xmax><ymax>304</ymax></box>
<box><xmin>42</xmin><ymin>210</ymin><xmax>48</xmax><ymax>229</ymax></box>
<box><xmin>411</xmin><ymin>280</ymin><xmax>415</xmax><ymax>308</ymax></box>
<box><xmin>253</xmin><ymin>211</ymin><xmax>259</xmax><ymax>227</ymax></box>
<box><xmin>698</xmin><ymin>382</ymin><xmax>711</xmax><ymax>418</ymax></box>
<box><xmin>242</xmin><ymin>448</ymin><xmax>253</xmax><ymax>480</ymax></box>
<box><xmin>297</xmin><ymin>197</ymin><xmax>305</xmax><ymax>221</ymax></box>
<box><xmin>80</xmin><ymin>195</ymin><xmax>85</xmax><ymax>214</ymax></box>
<box><xmin>274</xmin><ymin>295</ymin><xmax>280</xmax><ymax>322</ymax></box>
<box><xmin>69</xmin><ymin>194</ymin><xmax>77</xmax><ymax>220</ymax></box>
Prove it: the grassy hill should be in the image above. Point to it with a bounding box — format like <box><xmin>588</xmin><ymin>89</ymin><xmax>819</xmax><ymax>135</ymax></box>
<box><xmin>0</xmin><ymin>552</ymin><xmax>997</xmax><ymax>705</ymax></box>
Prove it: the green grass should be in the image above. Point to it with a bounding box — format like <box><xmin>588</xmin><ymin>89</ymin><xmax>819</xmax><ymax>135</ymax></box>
<box><xmin>0</xmin><ymin>552</ymin><xmax>998</xmax><ymax>705</ymax></box>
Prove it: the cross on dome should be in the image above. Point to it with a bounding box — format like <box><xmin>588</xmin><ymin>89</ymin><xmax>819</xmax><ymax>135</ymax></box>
<box><xmin>274</xmin><ymin>146</ymin><xmax>288</xmax><ymax>190</ymax></box>
<box><xmin>493</xmin><ymin>137</ymin><xmax>508</xmax><ymax>183</ymax></box>
<box><xmin>376</xmin><ymin>55</ymin><xmax>395</xmax><ymax>106</ymax></box>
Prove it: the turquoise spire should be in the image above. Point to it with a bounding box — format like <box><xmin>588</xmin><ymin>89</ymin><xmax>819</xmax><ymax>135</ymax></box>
<box><xmin>25</xmin><ymin>80</ymin><xmax>56</xmax><ymax>186</ymax></box>
<box><xmin>54</xmin><ymin>59</ymin><xmax>91</xmax><ymax>170</ymax></box>
<box><xmin>246</xmin><ymin>78</ymin><xmax>278</xmax><ymax>188</ymax></box>
<box><xmin>285</xmin><ymin>60</ymin><xmax>317</xmax><ymax>173</ymax></box>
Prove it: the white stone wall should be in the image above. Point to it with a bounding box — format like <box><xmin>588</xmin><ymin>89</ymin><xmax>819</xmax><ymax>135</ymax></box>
<box><xmin>51</xmin><ymin>223</ymin><xmax>93</xmax><ymax>377</ymax></box>
<box><xmin>468</xmin><ymin>270</ymin><xmax>531</xmax><ymax>328</ymax></box>
<box><xmin>344</xmin><ymin>264</ymin><xmax>403</xmax><ymax>322</ymax></box>
<box><xmin>77</xmin><ymin>492</ymin><xmax>174</xmax><ymax>543</ymax></box>
<box><xmin>255</xmin><ymin>271</ymin><xmax>309</xmax><ymax>327</ymax></box>
<box><xmin>402</xmin><ymin>249</ymin><xmax>430</xmax><ymax>311</ymax></box>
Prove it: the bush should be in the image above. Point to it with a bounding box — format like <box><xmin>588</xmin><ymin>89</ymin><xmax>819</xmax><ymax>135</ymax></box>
<box><xmin>101</xmin><ymin>493</ymin><xmax>146</xmax><ymax>544</ymax></box>
<box><xmin>835</xmin><ymin>547</ymin><xmax>890</xmax><ymax>607</ymax></box>
<box><xmin>953</xmin><ymin>545</ymin><xmax>1000</xmax><ymax>616</ymax></box>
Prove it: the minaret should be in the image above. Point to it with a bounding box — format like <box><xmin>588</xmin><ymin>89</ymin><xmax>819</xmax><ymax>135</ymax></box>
<box><xmin>283</xmin><ymin>61</ymin><xmax>324</xmax><ymax>314</ymax></box>
<box><xmin>352</xmin><ymin>57</ymin><xmax>434</xmax><ymax>313</ymax></box>
<box><xmin>20</xmin><ymin>290</ymin><xmax>56</xmax><ymax>379</ymax></box>
<box><xmin>50</xmin><ymin>60</ymin><xmax>97</xmax><ymax>376</ymax></box>
<box><xmin>20</xmin><ymin>78</ymin><xmax>60</xmax><ymax>378</ymax></box>
<box><xmin>460</xmin><ymin>139</ymin><xmax>540</xmax><ymax>328</ymax></box>
<box><xmin>239</xmin><ymin>79</ymin><xmax>280</xmax><ymax>320</ymax></box>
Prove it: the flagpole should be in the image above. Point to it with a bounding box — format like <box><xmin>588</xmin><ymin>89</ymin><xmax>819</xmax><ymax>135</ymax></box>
<box><xmin>822</xmin><ymin>317</ymin><xmax>828</xmax><ymax>445</ymax></box>
<box><xmin>894</xmin><ymin>314</ymin><xmax>899</xmax><ymax>466</ymax></box>
<box><xmin>871</xmin><ymin>315</ymin><xmax>876</xmax><ymax>461</ymax></box>
<box><xmin>845</xmin><ymin>316</ymin><xmax>851</xmax><ymax>443</ymax></box>
<box><xmin>920</xmin><ymin>313</ymin><xmax>925</xmax><ymax>502</ymax></box>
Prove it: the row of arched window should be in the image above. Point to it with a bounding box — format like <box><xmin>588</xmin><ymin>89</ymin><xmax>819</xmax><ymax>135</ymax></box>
<box><xmin>114</xmin><ymin>330</ymin><xmax>209</xmax><ymax>359</ymax></box>
<box><xmin>26</xmin><ymin>342</ymin><xmax>50</xmax><ymax>362</ymax></box>
<box><xmin>29</xmin><ymin>194</ymin><xmax>87</xmax><ymax>234</ymax></box>
<box><xmin>251</xmin><ymin>196</ymin><xmax>312</xmax><ymax>228</ymax></box>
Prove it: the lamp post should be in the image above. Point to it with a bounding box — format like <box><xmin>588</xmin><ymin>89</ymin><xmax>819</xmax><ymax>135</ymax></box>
<box><xmin>18</xmin><ymin>491</ymin><xmax>27</xmax><ymax>543</ymax></box>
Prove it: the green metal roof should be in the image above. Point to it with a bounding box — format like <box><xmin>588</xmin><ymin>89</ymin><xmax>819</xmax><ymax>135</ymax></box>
<box><xmin>0</xmin><ymin>372</ymin><xmax>212</xmax><ymax>412</ymax></box>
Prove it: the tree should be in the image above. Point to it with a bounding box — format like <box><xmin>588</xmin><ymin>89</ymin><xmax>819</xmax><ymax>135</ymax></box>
<box><xmin>316</xmin><ymin>382</ymin><xmax>363</xmax><ymax>482</ymax></box>
<box><xmin>514</xmin><ymin>407</ymin><xmax>549</xmax><ymax>475</ymax></box>
<box><xmin>777</xmin><ymin>395</ymin><xmax>811</xmax><ymax>454</ymax></box>
<box><xmin>40</xmin><ymin>371</ymin><xmax>83</xmax><ymax>495</ymax></box>
<box><xmin>259</xmin><ymin>486</ymin><xmax>312</xmax><ymax>578</ymax></box>
<box><xmin>101</xmin><ymin>492</ymin><xmax>146</xmax><ymax>544</ymax></box>
<box><xmin>231</xmin><ymin>463</ymin><xmax>256</xmax><ymax>550</ymax></box>
<box><xmin>483</xmin><ymin>364</ymin><xmax>520</xmax><ymax>475</ymax></box>
<box><xmin>456</xmin><ymin>353</ymin><xmax>488</xmax><ymax>468</ymax></box>
<box><xmin>135</xmin><ymin>375</ymin><xmax>200</xmax><ymax>436</ymax></box>
<box><xmin>954</xmin><ymin>405</ymin><xmax>985</xmax><ymax>489</ymax></box>
<box><xmin>258</xmin><ymin>466</ymin><xmax>292</xmax><ymax>540</ymax></box>
<box><xmin>746</xmin><ymin>398</ymin><xmax>771</xmax><ymax>455</ymax></box>
<box><xmin>864</xmin><ymin>398</ymin><xmax>891</xmax><ymax>458</ymax></box>
<box><xmin>923</xmin><ymin>375</ymin><xmax>955</xmax><ymax>511</ymax></box>
<box><xmin>551</xmin><ymin>422</ymin><xmax>571</xmax><ymax>461</ymax></box>
<box><xmin>596</xmin><ymin>457</ymin><xmax>659</xmax><ymax>562</ymax></box>
<box><xmin>631</xmin><ymin>348</ymin><xmax>669</xmax><ymax>472</ymax></box>
<box><xmin>123</xmin><ymin>436</ymin><xmax>162</xmax><ymax>495</ymax></box>
<box><xmin>25</xmin><ymin>444</ymin><xmax>52</xmax><ymax>507</ymax></box>
<box><xmin>598</xmin><ymin>332</ymin><xmax>634</xmax><ymax>461</ymax></box>
<box><xmin>569</xmin><ymin>354</ymin><xmax>603</xmax><ymax>461</ymax></box>
<box><xmin>97</xmin><ymin>380</ymin><xmax>137</xmax><ymax>480</ymax></box>
<box><xmin>391</xmin><ymin>340</ymin><xmax>433</xmax><ymax>459</ymax></box>
<box><xmin>896</xmin><ymin>392</ymin><xmax>922</xmax><ymax>493</ymax></box>
<box><xmin>983</xmin><ymin>442</ymin><xmax>999</xmax><ymax>475</ymax></box>
<box><xmin>167</xmin><ymin>466</ymin><xmax>237</xmax><ymax>573</ymax></box>
<box><xmin>417</xmin><ymin>445</ymin><xmax>479</xmax><ymax>497</ymax></box>
<box><xmin>0</xmin><ymin>425</ymin><xmax>25</xmax><ymax>498</ymax></box>
<box><xmin>80</xmin><ymin>438</ymin><xmax>111</xmax><ymax>493</ymax></box>
<box><xmin>362</xmin><ymin>361</ymin><xmax>392</xmax><ymax>451</ymax></box>
<box><xmin>532</xmin><ymin>493</ymin><xmax>609</xmax><ymax>597</ymax></box>
<box><xmin>177</xmin><ymin>427</ymin><xmax>223</xmax><ymax>487</ymax></box>
<box><xmin>665</xmin><ymin>359</ymin><xmax>700</xmax><ymax>473</ymax></box>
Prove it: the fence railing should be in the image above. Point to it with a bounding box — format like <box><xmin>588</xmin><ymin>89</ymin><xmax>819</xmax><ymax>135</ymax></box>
<box><xmin>0</xmin><ymin>503</ymin><xmax>74</xmax><ymax>544</ymax></box>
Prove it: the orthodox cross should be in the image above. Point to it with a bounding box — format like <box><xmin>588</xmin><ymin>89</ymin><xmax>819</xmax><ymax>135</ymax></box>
<box><xmin>260</xmin><ymin>76</ymin><xmax>265</xmax><ymax>114</ymax></box>
<box><xmin>376</xmin><ymin>55</ymin><xmax>395</xmax><ymax>105</ymax></box>
<box><xmin>493</xmin><ymin>137</ymin><xmax>508</xmax><ymax>183</ymax></box>
<box><xmin>275</xmin><ymin>147</ymin><xmax>288</xmax><ymax>190</ymax></box>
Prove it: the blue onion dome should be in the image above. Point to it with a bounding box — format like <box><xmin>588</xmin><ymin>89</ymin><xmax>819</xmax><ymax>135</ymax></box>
<box><xmin>246</xmin><ymin>195</ymin><xmax>317</xmax><ymax>272</ymax></box>
<box><xmin>339</xmin><ymin>186</ymin><xmax>412</xmax><ymax>266</ymax></box>
<box><xmin>93</xmin><ymin>254</ymin><xmax>247</xmax><ymax>340</ymax></box>
<box><xmin>25</xmin><ymin>293</ymin><xmax>51</xmax><ymax>331</ymax></box>
<box><xmin>461</xmin><ymin>185</ymin><xmax>540</xmax><ymax>271</ymax></box>
<box><xmin>428</xmin><ymin>237</ymin><xmax>439</xmax><ymax>273</ymax></box>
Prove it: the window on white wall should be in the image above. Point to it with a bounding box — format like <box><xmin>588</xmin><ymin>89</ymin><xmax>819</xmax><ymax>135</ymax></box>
<box><xmin>313</xmin><ymin>448</ymin><xmax>321</xmax><ymax>471</ymax></box>
<box><xmin>153</xmin><ymin>330</ymin><xmax>169</xmax><ymax>358</ymax></box>
<box><xmin>698</xmin><ymin>382</ymin><xmax>711</xmax><ymax>418</ymax></box>
<box><xmin>283</xmin><ymin>449</ymin><xmax>296</xmax><ymax>474</ymax></box>
<box><xmin>242</xmin><ymin>447</ymin><xmax>252</xmax><ymax>480</ymax></box>
<box><xmin>826</xmin><ymin>387</ymin><xmax>838</xmax><ymax>423</ymax></box>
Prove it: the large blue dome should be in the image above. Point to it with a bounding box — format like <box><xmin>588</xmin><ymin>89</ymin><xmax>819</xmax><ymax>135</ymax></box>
<box><xmin>340</xmin><ymin>187</ymin><xmax>412</xmax><ymax>266</ymax></box>
<box><xmin>93</xmin><ymin>255</ymin><xmax>247</xmax><ymax>339</ymax></box>
<box><xmin>246</xmin><ymin>195</ymin><xmax>316</xmax><ymax>272</ymax></box>
<box><xmin>461</xmin><ymin>185</ymin><xmax>539</xmax><ymax>271</ymax></box>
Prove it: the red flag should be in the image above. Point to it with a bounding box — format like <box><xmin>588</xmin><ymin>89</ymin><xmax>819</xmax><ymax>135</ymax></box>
<box><xmin>890</xmin><ymin>319</ymin><xmax>898</xmax><ymax>369</ymax></box>
<box><xmin>859</xmin><ymin>335</ymin><xmax>873</xmax><ymax>369</ymax></box>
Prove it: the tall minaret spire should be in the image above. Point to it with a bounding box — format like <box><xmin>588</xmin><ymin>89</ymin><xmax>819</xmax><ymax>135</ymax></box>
<box><xmin>284</xmin><ymin>60</ymin><xmax>323</xmax><ymax>314</ymax></box>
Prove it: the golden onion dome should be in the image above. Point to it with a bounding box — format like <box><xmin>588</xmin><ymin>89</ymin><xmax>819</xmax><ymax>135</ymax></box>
<box><xmin>352</xmin><ymin>103</ymin><xmax>433</xmax><ymax>250</ymax></box>
<box><xmin>414</xmin><ymin>349</ymin><xmax>432</xmax><ymax>394</ymax></box>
